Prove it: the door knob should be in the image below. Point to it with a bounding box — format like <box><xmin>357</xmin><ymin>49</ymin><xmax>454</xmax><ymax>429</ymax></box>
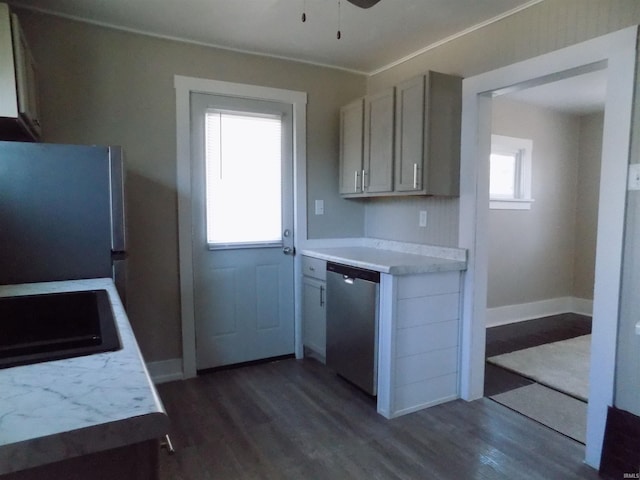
<box><xmin>283</xmin><ymin>246</ymin><xmax>296</xmax><ymax>255</ymax></box>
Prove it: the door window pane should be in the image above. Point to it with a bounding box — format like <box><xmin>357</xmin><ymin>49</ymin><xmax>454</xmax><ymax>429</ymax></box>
<box><xmin>205</xmin><ymin>110</ymin><xmax>282</xmax><ymax>247</ymax></box>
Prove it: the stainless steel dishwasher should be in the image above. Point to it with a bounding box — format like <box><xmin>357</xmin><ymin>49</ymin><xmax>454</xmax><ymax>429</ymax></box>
<box><xmin>326</xmin><ymin>262</ymin><xmax>380</xmax><ymax>396</ymax></box>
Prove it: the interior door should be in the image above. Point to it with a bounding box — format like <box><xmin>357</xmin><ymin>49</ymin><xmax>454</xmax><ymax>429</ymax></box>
<box><xmin>190</xmin><ymin>92</ymin><xmax>295</xmax><ymax>370</ymax></box>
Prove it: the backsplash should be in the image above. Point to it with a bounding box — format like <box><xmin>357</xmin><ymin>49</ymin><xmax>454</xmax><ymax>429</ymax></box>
<box><xmin>364</xmin><ymin>196</ymin><xmax>459</xmax><ymax>247</ymax></box>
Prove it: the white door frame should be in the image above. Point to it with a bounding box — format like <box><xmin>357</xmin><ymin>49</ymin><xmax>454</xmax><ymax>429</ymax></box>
<box><xmin>458</xmin><ymin>26</ymin><xmax>637</xmax><ymax>468</ymax></box>
<box><xmin>175</xmin><ymin>75</ymin><xmax>307</xmax><ymax>379</ymax></box>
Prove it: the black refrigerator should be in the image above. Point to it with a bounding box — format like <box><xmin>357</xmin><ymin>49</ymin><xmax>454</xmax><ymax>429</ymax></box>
<box><xmin>0</xmin><ymin>140</ymin><xmax>127</xmax><ymax>301</ymax></box>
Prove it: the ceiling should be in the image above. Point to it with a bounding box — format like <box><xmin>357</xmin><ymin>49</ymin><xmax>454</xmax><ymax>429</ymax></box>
<box><xmin>505</xmin><ymin>68</ymin><xmax>607</xmax><ymax>115</ymax></box>
<box><xmin>8</xmin><ymin>0</ymin><xmax>542</xmax><ymax>74</ymax></box>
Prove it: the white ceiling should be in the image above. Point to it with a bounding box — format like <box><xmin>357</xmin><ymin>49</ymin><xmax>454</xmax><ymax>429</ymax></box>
<box><xmin>505</xmin><ymin>68</ymin><xmax>607</xmax><ymax>115</ymax></box>
<box><xmin>9</xmin><ymin>0</ymin><xmax>542</xmax><ymax>74</ymax></box>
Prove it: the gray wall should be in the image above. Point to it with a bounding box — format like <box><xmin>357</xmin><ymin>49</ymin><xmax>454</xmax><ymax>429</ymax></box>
<box><xmin>18</xmin><ymin>10</ymin><xmax>366</xmax><ymax>362</ymax></box>
<box><xmin>487</xmin><ymin>98</ymin><xmax>580</xmax><ymax>309</ymax></box>
<box><xmin>616</xmin><ymin>49</ymin><xmax>640</xmax><ymax>416</ymax></box>
<box><xmin>574</xmin><ymin>112</ymin><xmax>603</xmax><ymax>300</ymax></box>
<box><xmin>487</xmin><ymin>101</ymin><xmax>603</xmax><ymax>309</ymax></box>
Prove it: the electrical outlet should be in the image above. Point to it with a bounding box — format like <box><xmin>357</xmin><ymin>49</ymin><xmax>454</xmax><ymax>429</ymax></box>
<box><xmin>629</xmin><ymin>164</ymin><xmax>640</xmax><ymax>191</ymax></box>
<box><xmin>315</xmin><ymin>199</ymin><xmax>324</xmax><ymax>215</ymax></box>
<box><xmin>419</xmin><ymin>210</ymin><xmax>427</xmax><ymax>227</ymax></box>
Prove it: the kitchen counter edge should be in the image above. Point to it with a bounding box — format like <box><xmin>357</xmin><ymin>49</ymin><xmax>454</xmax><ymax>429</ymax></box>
<box><xmin>0</xmin><ymin>278</ymin><xmax>169</xmax><ymax>475</ymax></box>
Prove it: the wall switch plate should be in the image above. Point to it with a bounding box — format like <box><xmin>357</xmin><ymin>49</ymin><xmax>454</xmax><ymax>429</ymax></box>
<box><xmin>315</xmin><ymin>199</ymin><xmax>324</xmax><ymax>215</ymax></box>
<box><xmin>628</xmin><ymin>164</ymin><xmax>640</xmax><ymax>191</ymax></box>
<box><xmin>419</xmin><ymin>210</ymin><xmax>427</xmax><ymax>227</ymax></box>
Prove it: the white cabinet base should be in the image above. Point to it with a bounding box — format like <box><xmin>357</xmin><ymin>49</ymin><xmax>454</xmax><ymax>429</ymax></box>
<box><xmin>377</xmin><ymin>271</ymin><xmax>461</xmax><ymax>419</ymax></box>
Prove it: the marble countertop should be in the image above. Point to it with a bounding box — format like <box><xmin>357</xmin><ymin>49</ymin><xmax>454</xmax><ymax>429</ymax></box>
<box><xmin>0</xmin><ymin>278</ymin><xmax>169</xmax><ymax>475</ymax></box>
<box><xmin>301</xmin><ymin>239</ymin><xmax>467</xmax><ymax>275</ymax></box>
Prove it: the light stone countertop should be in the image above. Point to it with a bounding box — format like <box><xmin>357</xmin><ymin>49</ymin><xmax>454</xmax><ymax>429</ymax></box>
<box><xmin>0</xmin><ymin>278</ymin><xmax>169</xmax><ymax>475</ymax></box>
<box><xmin>301</xmin><ymin>239</ymin><xmax>467</xmax><ymax>275</ymax></box>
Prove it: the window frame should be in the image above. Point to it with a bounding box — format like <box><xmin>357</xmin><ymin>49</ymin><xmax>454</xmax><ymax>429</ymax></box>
<box><xmin>489</xmin><ymin>134</ymin><xmax>534</xmax><ymax>210</ymax></box>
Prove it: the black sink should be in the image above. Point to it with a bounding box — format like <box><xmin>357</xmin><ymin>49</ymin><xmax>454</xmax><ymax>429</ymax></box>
<box><xmin>0</xmin><ymin>290</ymin><xmax>121</xmax><ymax>369</ymax></box>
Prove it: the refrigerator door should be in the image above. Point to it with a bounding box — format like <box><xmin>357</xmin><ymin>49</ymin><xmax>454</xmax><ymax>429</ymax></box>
<box><xmin>0</xmin><ymin>141</ymin><xmax>115</xmax><ymax>285</ymax></box>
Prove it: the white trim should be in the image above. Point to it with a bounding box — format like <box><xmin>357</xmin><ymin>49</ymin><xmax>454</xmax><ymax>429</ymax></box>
<box><xmin>572</xmin><ymin>297</ymin><xmax>595</xmax><ymax>317</ymax></box>
<box><xmin>459</xmin><ymin>26</ymin><xmax>637</xmax><ymax>468</ymax></box>
<box><xmin>489</xmin><ymin>199</ymin><xmax>534</xmax><ymax>210</ymax></box>
<box><xmin>368</xmin><ymin>0</ymin><xmax>544</xmax><ymax>76</ymax></box>
<box><xmin>146</xmin><ymin>359</ymin><xmax>184</xmax><ymax>384</ymax></box>
<box><xmin>175</xmin><ymin>75</ymin><xmax>307</xmax><ymax>379</ymax></box>
<box><xmin>13</xmin><ymin>5</ymin><xmax>366</xmax><ymax>76</ymax></box>
<box><xmin>486</xmin><ymin>296</ymin><xmax>593</xmax><ymax>328</ymax></box>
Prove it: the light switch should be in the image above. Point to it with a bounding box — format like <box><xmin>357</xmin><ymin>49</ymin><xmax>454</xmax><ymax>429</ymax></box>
<box><xmin>628</xmin><ymin>164</ymin><xmax>640</xmax><ymax>191</ymax></box>
<box><xmin>419</xmin><ymin>210</ymin><xmax>427</xmax><ymax>227</ymax></box>
<box><xmin>315</xmin><ymin>199</ymin><xmax>324</xmax><ymax>215</ymax></box>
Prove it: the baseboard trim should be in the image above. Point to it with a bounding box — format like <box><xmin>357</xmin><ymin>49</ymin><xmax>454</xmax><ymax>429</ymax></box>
<box><xmin>486</xmin><ymin>297</ymin><xmax>593</xmax><ymax>328</ymax></box>
<box><xmin>147</xmin><ymin>358</ymin><xmax>184</xmax><ymax>384</ymax></box>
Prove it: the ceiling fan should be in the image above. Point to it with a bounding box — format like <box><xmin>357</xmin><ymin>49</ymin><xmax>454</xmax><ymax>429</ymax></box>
<box><xmin>346</xmin><ymin>0</ymin><xmax>381</xmax><ymax>8</ymax></box>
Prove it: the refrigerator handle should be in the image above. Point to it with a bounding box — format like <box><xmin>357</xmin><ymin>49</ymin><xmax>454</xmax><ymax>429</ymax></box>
<box><xmin>109</xmin><ymin>146</ymin><xmax>126</xmax><ymax>252</ymax></box>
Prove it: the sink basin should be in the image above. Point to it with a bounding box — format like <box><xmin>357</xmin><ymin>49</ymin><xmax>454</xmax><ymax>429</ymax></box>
<box><xmin>0</xmin><ymin>289</ymin><xmax>121</xmax><ymax>369</ymax></box>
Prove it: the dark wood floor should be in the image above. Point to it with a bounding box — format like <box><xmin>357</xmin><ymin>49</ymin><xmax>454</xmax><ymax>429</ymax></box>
<box><xmin>157</xmin><ymin>357</ymin><xmax>600</xmax><ymax>479</ymax></box>
<box><xmin>484</xmin><ymin>313</ymin><xmax>592</xmax><ymax>397</ymax></box>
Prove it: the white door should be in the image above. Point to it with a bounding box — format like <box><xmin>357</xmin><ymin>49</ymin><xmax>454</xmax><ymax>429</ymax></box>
<box><xmin>190</xmin><ymin>92</ymin><xmax>295</xmax><ymax>370</ymax></box>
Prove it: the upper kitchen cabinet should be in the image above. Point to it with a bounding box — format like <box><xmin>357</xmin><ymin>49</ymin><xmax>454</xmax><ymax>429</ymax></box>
<box><xmin>0</xmin><ymin>3</ymin><xmax>41</xmax><ymax>141</ymax></box>
<box><xmin>339</xmin><ymin>70</ymin><xmax>461</xmax><ymax>198</ymax></box>
<box><xmin>340</xmin><ymin>87</ymin><xmax>395</xmax><ymax>197</ymax></box>
<box><xmin>395</xmin><ymin>72</ymin><xmax>461</xmax><ymax>196</ymax></box>
<box><xmin>339</xmin><ymin>98</ymin><xmax>364</xmax><ymax>195</ymax></box>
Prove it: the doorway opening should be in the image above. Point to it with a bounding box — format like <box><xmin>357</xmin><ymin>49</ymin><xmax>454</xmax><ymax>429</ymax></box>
<box><xmin>482</xmin><ymin>67</ymin><xmax>607</xmax><ymax>445</ymax></box>
<box><xmin>459</xmin><ymin>26</ymin><xmax>637</xmax><ymax>468</ymax></box>
<box><xmin>174</xmin><ymin>75</ymin><xmax>308</xmax><ymax>379</ymax></box>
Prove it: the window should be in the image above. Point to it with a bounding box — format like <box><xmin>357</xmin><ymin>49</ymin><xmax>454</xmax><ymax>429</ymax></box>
<box><xmin>205</xmin><ymin>110</ymin><xmax>283</xmax><ymax>247</ymax></box>
<box><xmin>489</xmin><ymin>134</ymin><xmax>534</xmax><ymax>210</ymax></box>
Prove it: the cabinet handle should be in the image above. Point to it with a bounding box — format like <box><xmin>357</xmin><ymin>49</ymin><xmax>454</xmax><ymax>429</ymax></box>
<box><xmin>362</xmin><ymin>169</ymin><xmax>367</xmax><ymax>192</ymax></box>
<box><xmin>320</xmin><ymin>285</ymin><xmax>325</xmax><ymax>307</ymax></box>
<box><xmin>354</xmin><ymin>170</ymin><xmax>360</xmax><ymax>192</ymax></box>
<box><xmin>160</xmin><ymin>434</ymin><xmax>175</xmax><ymax>455</ymax></box>
<box><xmin>413</xmin><ymin>163</ymin><xmax>419</xmax><ymax>189</ymax></box>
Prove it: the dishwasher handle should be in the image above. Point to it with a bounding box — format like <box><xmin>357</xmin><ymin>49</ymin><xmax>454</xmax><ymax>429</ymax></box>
<box><xmin>326</xmin><ymin>262</ymin><xmax>380</xmax><ymax>283</ymax></box>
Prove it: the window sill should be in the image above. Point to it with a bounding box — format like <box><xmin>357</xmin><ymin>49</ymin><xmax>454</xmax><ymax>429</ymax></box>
<box><xmin>490</xmin><ymin>198</ymin><xmax>535</xmax><ymax>210</ymax></box>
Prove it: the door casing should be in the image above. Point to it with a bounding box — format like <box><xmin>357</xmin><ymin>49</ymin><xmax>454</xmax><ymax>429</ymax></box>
<box><xmin>175</xmin><ymin>75</ymin><xmax>308</xmax><ymax>378</ymax></box>
<box><xmin>458</xmin><ymin>26</ymin><xmax>637</xmax><ymax>468</ymax></box>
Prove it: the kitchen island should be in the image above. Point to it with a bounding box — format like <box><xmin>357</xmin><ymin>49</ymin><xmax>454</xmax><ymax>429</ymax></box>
<box><xmin>301</xmin><ymin>239</ymin><xmax>467</xmax><ymax>419</ymax></box>
<box><xmin>0</xmin><ymin>278</ymin><xmax>169</xmax><ymax>478</ymax></box>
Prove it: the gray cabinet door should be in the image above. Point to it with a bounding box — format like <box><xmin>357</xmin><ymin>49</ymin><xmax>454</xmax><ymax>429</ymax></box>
<box><xmin>339</xmin><ymin>98</ymin><xmax>364</xmax><ymax>194</ymax></box>
<box><xmin>302</xmin><ymin>276</ymin><xmax>326</xmax><ymax>358</ymax></box>
<box><xmin>394</xmin><ymin>76</ymin><xmax>425</xmax><ymax>192</ymax></box>
<box><xmin>424</xmin><ymin>71</ymin><xmax>462</xmax><ymax>196</ymax></box>
<box><xmin>364</xmin><ymin>87</ymin><xmax>394</xmax><ymax>193</ymax></box>
<box><xmin>395</xmin><ymin>72</ymin><xmax>462</xmax><ymax>196</ymax></box>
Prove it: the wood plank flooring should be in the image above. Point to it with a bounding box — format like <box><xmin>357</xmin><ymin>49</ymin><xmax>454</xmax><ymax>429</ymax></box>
<box><xmin>157</xmin><ymin>357</ymin><xmax>599</xmax><ymax>479</ymax></box>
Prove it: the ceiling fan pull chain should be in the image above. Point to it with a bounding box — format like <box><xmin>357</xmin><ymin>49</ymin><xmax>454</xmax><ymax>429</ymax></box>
<box><xmin>301</xmin><ymin>0</ymin><xmax>307</xmax><ymax>22</ymax></box>
<box><xmin>337</xmin><ymin>0</ymin><xmax>342</xmax><ymax>39</ymax></box>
